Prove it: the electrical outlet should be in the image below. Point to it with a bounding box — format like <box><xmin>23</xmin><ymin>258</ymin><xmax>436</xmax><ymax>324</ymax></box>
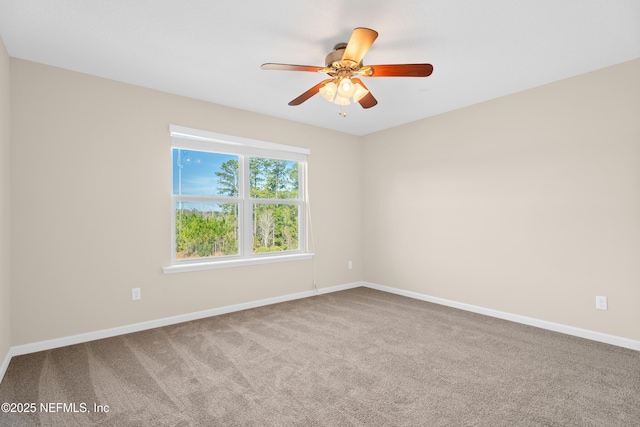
<box><xmin>595</xmin><ymin>296</ymin><xmax>607</xmax><ymax>310</ymax></box>
<box><xmin>348</xmin><ymin>261</ymin><xmax>353</xmax><ymax>270</ymax></box>
<box><xmin>132</xmin><ymin>288</ymin><xmax>141</xmax><ymax>301</ymax></box>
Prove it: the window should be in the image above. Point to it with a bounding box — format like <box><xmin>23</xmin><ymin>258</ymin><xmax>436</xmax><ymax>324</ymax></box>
<box><xmin>163</xmin><ymin>125</ymin><xmax>312</xmax><ymax>273</ymax></box>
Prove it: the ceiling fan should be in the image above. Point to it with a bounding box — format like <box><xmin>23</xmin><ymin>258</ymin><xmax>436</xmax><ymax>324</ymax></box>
<box><xmin>261</xmin><ymin>27</ymin><xmax>433</xmax><ymax>116</ymax></box>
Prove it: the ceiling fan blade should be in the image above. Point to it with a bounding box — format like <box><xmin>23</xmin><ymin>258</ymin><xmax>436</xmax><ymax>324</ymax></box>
<box><xmin>342</xmin><ymin>27</ymin><xmax>378</xmax><ymax>65</ymax></box>
<box><xmin>368</xmin><ymin>64</ymin><xmax>434</xmax><ymax>77</ymax></box>
<box><xmin>261</xmin><ymin>63</ymin><xmax>324</xmax><ymax>72</ymax></box>
<box><xmin>288</xmin><ymin>79</ymin><xmax>332</xmax><ymax>106</ymax></box>
<box><xmin>351</xmin><ymin>78</ymin><xmax>377</xmax><ymax>109</ymax></box>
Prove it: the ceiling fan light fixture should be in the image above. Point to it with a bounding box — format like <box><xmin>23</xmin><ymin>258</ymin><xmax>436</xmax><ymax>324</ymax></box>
<box><xmin>337</xmin><ymin>77</ymin><xmax>356</xmax><ymax>98</ymax></box>
<box><xmin>352</xmin><ymin>83</ymin><xmax>369</xmax><ymax>102</ymax></box>
<box><xmin>334</xmin><ymin>95</ymin><xmax>351</xmax><ymax>105</ymax></box>
<box><xmin>319</xmin><ymin>81</ymin><xmax>337</xmax><ymax>102</ymax></box>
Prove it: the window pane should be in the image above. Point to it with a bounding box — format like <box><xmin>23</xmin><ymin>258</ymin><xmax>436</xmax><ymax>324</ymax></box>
<box><xmin>175</xmin><ymin>202</ymin><xmax>239</xmax><ymax>259</ymax></box>
<box><xmin>252</xmin><ymin>203</ymin><xmax>299</xmax><ymax>253</ymax></box>
<box><xmin>249</xmin><ymin>158</ymin><xmax>298</xmax><ymax>199</ymax></box>
<box><xmin>173</xmin><ymin>149</ymin><xmax>238</xmax><ymax>197</ymax></box>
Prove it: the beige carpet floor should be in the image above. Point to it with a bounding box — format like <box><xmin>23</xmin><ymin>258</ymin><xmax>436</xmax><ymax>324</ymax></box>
<box><xmin>0</xmin><ymin>287</ymin><xmax>638</xmax><ymax>426</ymax></box>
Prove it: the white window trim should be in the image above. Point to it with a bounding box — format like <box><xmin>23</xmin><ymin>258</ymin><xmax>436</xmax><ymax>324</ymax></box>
<box><xmin>162</xmin><ymin>253</ymin><xmax>314</xmax><ymax>274</ymax></box>
<box><xmin>163</xmin><ymin>125</ymin><xmax>312</xmax><ymax>274</ymax></box>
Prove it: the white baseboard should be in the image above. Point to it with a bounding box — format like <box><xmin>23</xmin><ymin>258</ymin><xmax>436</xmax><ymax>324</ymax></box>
<box><xmin>0</xmin><ymin>282</ymin><xmax>362</xmax><ymax>384</ymax></box>
<box><xmin>3</xmin><ymin>279</ymin><xmax>637</xmax><ymax>384</ymax></box>
<box><xmin>362</xmin><ymin>282</ymin><xmax>640</xmax><ymax>352</ymax></box>
<box><xmin>0</xmin><ymin>347</ymin><xmax>12</xmax><ymax>385</ymax></box>
<box><xmin>9</xmin><ymin>282</ymin><xmax>363</xmax><ymax>358</ymax></box>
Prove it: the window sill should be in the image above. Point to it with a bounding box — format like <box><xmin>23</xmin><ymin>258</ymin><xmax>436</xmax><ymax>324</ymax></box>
<box><xmin>162</xmin><ymin>253</ymin><xmax>314</xmax><ymax>274</ymax></box>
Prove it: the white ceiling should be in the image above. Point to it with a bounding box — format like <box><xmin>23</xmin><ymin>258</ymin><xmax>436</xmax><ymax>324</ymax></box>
<box><xmin>1</xmin><ymin>0</ymin><xmax>639</xmax><ymax>136</ymax></box>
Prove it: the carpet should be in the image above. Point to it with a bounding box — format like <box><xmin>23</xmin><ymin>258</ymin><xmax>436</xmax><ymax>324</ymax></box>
<box><xmin>1</xmin><ymin>287</ymin><xmax>638</xmax><ymax>426</ymax></box>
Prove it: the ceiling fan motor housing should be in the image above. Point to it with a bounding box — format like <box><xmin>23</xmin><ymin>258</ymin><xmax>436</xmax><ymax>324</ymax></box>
<box><xmin>325</xmin><ymin>43</ymin><xmax>355</xmax><ymax>68</ymax></box>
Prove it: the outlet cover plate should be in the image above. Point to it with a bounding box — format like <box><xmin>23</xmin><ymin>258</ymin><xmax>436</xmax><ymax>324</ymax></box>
<box><xmin>595</xmin><ymin>296</ymin><xmax>607</xmax><ymax>310</ymax></box>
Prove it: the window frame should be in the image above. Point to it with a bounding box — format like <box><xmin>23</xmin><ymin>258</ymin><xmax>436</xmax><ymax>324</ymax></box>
<box><xmin>163</xmin><ymin>125</ymin><xmax>312</xmax><ymax>274</ymax></box>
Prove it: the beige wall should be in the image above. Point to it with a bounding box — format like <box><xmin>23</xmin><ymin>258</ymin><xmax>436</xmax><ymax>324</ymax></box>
<box><xmin>10</xmin><ymin>59</ymin><xmax>362</xmax><ymax>345</ymax></box>
<box><xmin>363</xmin><ymin>59</ymin><xmax>640</xmax><ymax>341</ymax></box>
<box><xmin>6</xmin><ymin>55</ymin><xmax>640</xmax><ymax>349</ymax></box>
<box><xmin>0</xmin><ymin>38</ymin><xmax>11</xmax><ymax>362</ymax></box>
